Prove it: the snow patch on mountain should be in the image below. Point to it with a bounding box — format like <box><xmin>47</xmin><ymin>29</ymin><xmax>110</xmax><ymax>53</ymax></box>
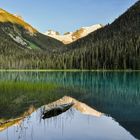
<box><xmin>9</xmin><ymin>33</ymin><xmax>27</xmax><ymax>46</ymax></box>
<box><xmin>44</xmin><ymin>24</ymin><xmax>103</xmax><ymax>44</ymax></box>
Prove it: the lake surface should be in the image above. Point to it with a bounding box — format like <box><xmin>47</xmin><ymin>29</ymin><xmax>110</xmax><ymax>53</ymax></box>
<box><xmin>0</xmin><ymin>71</ymin><xmax>140</xmax><ymax>140</ymax></box>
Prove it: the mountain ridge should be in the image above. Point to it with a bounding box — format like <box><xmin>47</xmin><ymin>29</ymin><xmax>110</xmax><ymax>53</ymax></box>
<box><xmin>0</xmin><ymin>8</ymin><xmax>36</xmax><ymax>35</ymax></box>
<box><xmin>0</xmin><ymin>1</ymin><xmax>140</xmax><ymax>69</ymax></box>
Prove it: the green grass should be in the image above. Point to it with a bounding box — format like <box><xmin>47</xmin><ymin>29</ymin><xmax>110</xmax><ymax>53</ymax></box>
<box><xmin>0</xmin><ymin>81</ymin><xmax>58</xmax><ymax>92</ymax></box>
<box><xmin>0</xmin><ymin>81</ymin><xmax>64</xmax><ymax>120</ymax></box>
<box><xmin>28</xmin><ymin>42</ymin><xmax>40</xmax><ymax>50</ymax></box>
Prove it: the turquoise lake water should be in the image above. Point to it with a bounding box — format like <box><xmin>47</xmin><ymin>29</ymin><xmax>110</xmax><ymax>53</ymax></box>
<box><xmin>0</xmin><ymin>72</ymin><xmax>139</xmax><ymax>140</ymax></box>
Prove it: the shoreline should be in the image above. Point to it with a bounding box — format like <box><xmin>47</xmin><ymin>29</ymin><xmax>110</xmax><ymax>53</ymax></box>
<box><xmin>0</xmin><ymin>69</ymin><xmax>139</xmax><ymax>72</ymax></box>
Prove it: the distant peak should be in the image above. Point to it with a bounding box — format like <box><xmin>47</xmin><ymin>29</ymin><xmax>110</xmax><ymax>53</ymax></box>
<box><xmin>44</xmin><ymin>24</ymin><xmax>103</xmax><ymax>44</ymax></box>
<box><xmin>46</xmin><ymin>30</ymin><xmax>60</xmax><ymax>35</ymax></box>
<box><xmin>64</xmin><ymin>32</ymin><xmax>72</xmax><ymax>35</ymax></box>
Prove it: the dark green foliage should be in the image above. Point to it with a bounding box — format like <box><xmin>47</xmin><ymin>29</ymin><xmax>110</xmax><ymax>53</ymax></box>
<box><xmin>0</xmin><ymin>1</ymin><xmax>140</xmax><ymax>69</ymax></box>
<box><xmin>63</xmin><ymin>1</ymin><xmax>140</xmax><ymax>69</ymax></box>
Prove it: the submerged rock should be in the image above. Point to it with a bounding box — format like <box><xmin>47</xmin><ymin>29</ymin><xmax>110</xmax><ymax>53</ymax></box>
<box><xmin>42</xmin><ymin>102</ymin><xmax>74</xmax><ymax>119</ymax></box>
<box><xmin>42</xmin><ymin>96</ymin><xmax>102</xmax><ymax>119</ymax></box>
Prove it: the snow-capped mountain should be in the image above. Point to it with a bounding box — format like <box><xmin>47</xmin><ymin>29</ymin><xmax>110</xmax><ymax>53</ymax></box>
<box><xmin>44</xmin><ymin>24</ymin><xmax>103</xmax><ymax>44</ymax></box>
<box><xmin>45</xmin><ymin>30</ymin><xmax>73</xmax><ymax>44</ymax></box>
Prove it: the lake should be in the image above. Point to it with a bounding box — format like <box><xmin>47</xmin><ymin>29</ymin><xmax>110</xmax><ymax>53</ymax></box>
<box><xmin>0</xmin><ymin>71</ymin><xmax>139</xmax><ymax>140</ymax></box>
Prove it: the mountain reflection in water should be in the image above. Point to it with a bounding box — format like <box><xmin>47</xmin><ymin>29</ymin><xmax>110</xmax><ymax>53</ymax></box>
<box><xmin>0</xmin><ymin>72</ymin><xmax>139</xmax><ymax>140</ymax></box>
<box><xmin>0</xmin><ymin>106</ymin><xmax>136</xmax><ymax>140</ymax></box>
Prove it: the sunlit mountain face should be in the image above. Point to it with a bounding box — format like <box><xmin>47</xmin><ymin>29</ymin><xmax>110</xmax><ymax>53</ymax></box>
<box><xmin>0</xmin><ymin>9</ymin><xmax>36</xmax><ymax>35</ymax></box>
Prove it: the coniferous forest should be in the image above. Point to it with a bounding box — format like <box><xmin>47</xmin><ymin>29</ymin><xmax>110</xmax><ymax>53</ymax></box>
<box><xmin>0</xmin><ymin>1</ymin><xmax>140</xmax><ymax>70</ymax></box>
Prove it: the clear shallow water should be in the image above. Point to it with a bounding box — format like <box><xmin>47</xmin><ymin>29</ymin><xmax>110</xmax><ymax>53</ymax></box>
<box><xmin>0</xmin><ymin>72</ymin><xmax>140</xmax><ymax>140</ymax></box>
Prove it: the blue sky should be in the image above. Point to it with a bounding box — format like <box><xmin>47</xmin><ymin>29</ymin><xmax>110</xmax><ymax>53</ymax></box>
<box><xmin>0</xmin><ymin>0</ymin><xmax>137</xmax><ymax>34</ymax></box>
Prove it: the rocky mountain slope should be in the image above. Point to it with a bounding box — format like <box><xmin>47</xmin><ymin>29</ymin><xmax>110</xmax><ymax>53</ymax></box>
<box><xmin>0</xmin><ymin>8</ymin><xmax>63</xmax><ymax>52</ymax></box>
